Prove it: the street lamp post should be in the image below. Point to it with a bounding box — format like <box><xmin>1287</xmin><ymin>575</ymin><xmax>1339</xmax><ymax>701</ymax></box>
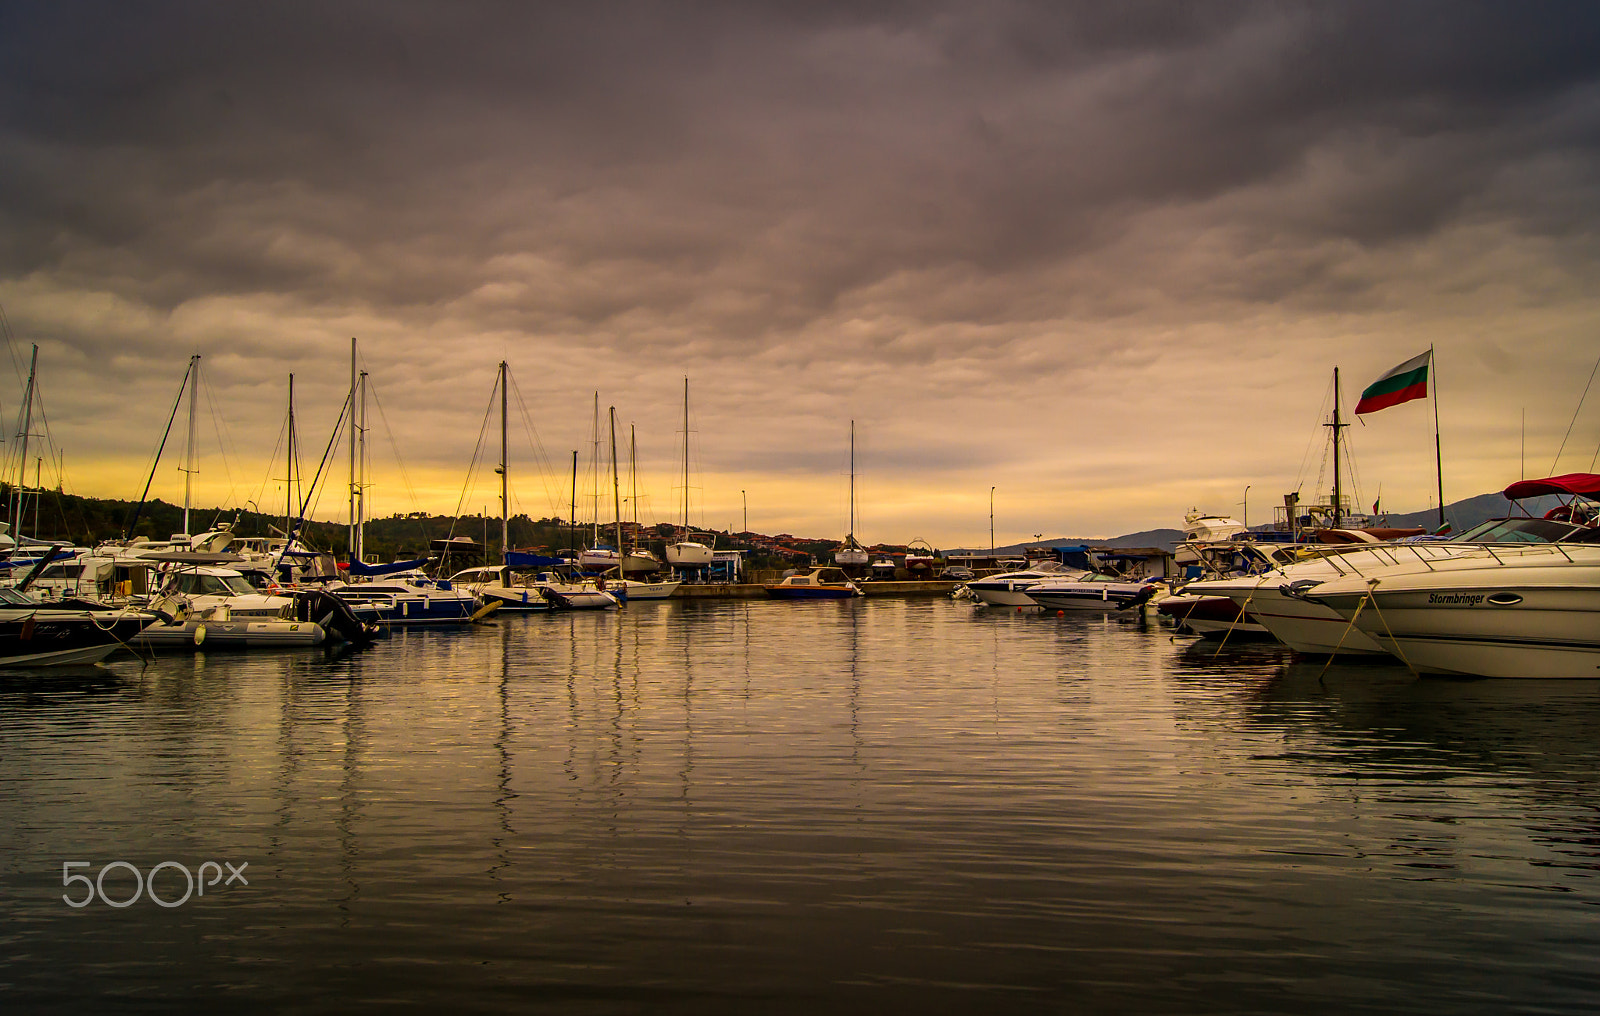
<box><xmin>741</xmin><ymin>489</ymin><xmax>747</xmax><ymax>535</ymax></box>
<box><xmin>989</xmin><ymin>486</ymin><xmax>996</xmax><ymax>556</ymax></box>
<box><xmin>1242</xmin><ymin>485</ymin><xmax>1251</xmax><ymax>529</ymax></box>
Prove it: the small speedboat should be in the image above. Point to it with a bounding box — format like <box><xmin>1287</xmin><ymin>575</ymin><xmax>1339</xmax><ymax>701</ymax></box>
<box><xmin>1025</xmin><ymin>573</ymin><xmax>1161</xmax><ymax>611</ymax></box>
<box><xmin>0</xmin><ymin>587</ymin><xmax>151</xmax><ymax>666</ymax></box>
<box><xmin>764</xmin><ymin>567</ymin><xmax>862</xmax><ymax>600</ymax></box>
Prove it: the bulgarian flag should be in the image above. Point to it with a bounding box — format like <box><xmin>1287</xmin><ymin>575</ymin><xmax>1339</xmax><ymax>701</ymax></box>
<box><xmin>1355</xmin><ymin>350</ymin><xmax>1431</xmax><ymax>415</ymax></box>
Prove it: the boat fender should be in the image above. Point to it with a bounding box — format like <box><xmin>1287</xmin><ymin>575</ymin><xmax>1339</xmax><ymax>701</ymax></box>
<box><xmin>194</xmin><ymin>624</ymin><xmax>207</xmax><ymax>646</ymax></box>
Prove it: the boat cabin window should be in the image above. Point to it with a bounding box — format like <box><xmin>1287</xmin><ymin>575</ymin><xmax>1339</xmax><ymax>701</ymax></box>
<box><xmin>40</xmin><ymin>564</ymin><xmax>83</xmax><ymax>578</ymax></box>
<box><xmin>0</xmin><ymin>587</ymin><xmax>35</xmax><ymax>605</ymax></box>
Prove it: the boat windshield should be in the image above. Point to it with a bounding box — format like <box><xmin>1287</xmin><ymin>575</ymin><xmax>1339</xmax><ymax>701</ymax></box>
<box><xmin>0</xmin><ymin>587</ymin><xmax>36</xmax><ymax>605</ymax></box>
<box><xmin>1448</xmin><ymin>518</ymin><xmax>1583</xmax><ymax>544</ymax></box>
<box><xmin>171</xmin><ymin>573</ymin><xmax>257</xmax><ymax>597</ymax></box>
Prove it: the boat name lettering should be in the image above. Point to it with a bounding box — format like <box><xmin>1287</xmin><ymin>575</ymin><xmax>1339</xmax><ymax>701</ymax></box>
<box><xmin>1427</xmin><ymin>592</ymin><xmax>1485</xmax><ymax>606</ymax></box>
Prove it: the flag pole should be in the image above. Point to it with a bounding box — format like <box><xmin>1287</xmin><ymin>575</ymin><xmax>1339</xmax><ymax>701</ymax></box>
<box><xmin>1431</xmin><ymin>345</ymin><xmax>1444</xmax><ymax>530</ymax></box>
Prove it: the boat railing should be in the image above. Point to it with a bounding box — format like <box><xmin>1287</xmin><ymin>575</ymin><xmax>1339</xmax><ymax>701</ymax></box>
<box><xmin>1316</xmin><ymin>536</ymin><xmax>1593</xmax><ymax>580</ymax></box>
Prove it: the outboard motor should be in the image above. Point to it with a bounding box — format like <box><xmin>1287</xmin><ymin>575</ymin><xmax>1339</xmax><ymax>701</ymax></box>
<box><xmin>292</xmin><ymin>589</ymin><xmax>385</xmax><ymax>645</ymax></box>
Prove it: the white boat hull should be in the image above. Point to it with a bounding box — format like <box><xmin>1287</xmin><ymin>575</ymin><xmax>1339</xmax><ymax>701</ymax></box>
<box><xmin>541</xmin><ymin>587</ymin><xmax>620</xmax><ymax>610</ymax></box>
<box><xmin>617</xmin><ymin>579</ymin><xmax>681</xmax><ymax>600</ymax></box>
<box><xmin>666</xmin><ymin>542</ymin><xmax>714</xmax><ymax>568</ymax></box>
<box><xmin>1239</xmin><ymin>585</ymin><xmax>1388</xmax><ymax>655</ymax></box>
<box><xmin>622</xmin><ymin>551</ymin><xmax>662</xmax><ymax>573</ymax></box>
<box><xmin>0</xmin><ymin>642</ymin><xmax>122</xmax><ymax>666</ymax></box>
<box><xmin>1312</xmin><ymin>554</ymin><xmax>1600</xmax><ymax>678</ymax></box>
<box><xmin>970</xmin><ymin>587</ymin><xmax>1042</xmax><ymax>608</ymax></box>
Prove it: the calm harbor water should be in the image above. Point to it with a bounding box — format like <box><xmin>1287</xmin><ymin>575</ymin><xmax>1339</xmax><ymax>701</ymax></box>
<box><xmin>4</xmin><ymin>597</ymin><xmax>1600</xmax><ymax>1013</ymax></box>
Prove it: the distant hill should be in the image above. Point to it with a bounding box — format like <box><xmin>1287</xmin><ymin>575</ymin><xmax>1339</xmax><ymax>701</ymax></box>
<box><xmin>952</xmin><ymin>530</ymin><xmax>1186</xmax><ymax>557</ymax></box>
<box><xmin>952</xmin><ymin>487</ymin><xmax>1567</xmax><ymax>557</ymax></box>
<box><xmin>1378</xmin><ymin>491</ymin><xmax>1560</xmax><ymax>533</ymax></box>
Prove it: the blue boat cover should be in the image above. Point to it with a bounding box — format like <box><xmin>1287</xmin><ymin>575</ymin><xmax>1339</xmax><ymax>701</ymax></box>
<box><xmin>504</xmin><ymin>551</ymin><xmax>568</xmax><ymax>568</ymax></box>
<box><xmin>348</xmin><ymin>557</ymin><xmax>430</xmax><ymax>577</ymax></box>
<box><xmin>0</xmin><ymin>548</ymin><xmax>77</xmax><ymax>571</ymax></box>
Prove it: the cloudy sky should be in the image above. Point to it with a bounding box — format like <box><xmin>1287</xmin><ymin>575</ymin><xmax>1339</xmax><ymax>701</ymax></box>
<box><xmin>2</xmin><ymin>2</ymin><xmax>1598</xmax><ymax>547</ymax></box>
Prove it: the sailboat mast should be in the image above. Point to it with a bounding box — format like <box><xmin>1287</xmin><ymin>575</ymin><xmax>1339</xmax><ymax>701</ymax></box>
<box><xmin>286</xmin><ymin>373</ymin><xmax>295</xmax><ymax>541</ymax></box>
<box><xmin>356</xmin><ymin>369</ymin><xmax>367</xmax><ymax>563</ymax></box>
<box><xmin>610</xmin><ymin>406</ymin><xmax>622</xmax><ymax>571</ymax></box>
<box><xmin>569</xmin><ymin>450</ymin><xmax>578</xmax><ymax>558</ymax></box>
<box><xmin>348</xmin><ymin>338</ymin><xmax>358</xmax><ymax>558</ymax></box>
<box><xmin>499</xmin><ymin>361</ymin><xmax>509</xmax><ymax>562</ymax></box>
<box><xmin>591</xmin><ymin>392</ymin><xmax>600</xmax><ymax>545</ymax></box>
<box><xmin>9</xmin><ymin>344</ymin><xmax>36</xmax><ymax>544</ymax></box>
<box><xmin>183</xmin><ymin>353</ymin><xmax>199</xmax><ymax>537</ymax></box>
<box><xmin>681</xmin><ymin>377</ymin><xmax>690</xmax><ymax>529</ymax></box>
<box><xmin>630</xmin><ymin>425</ymin><xmax>638</xmax><ymax>530</ymax></box>
<box><xmin>849</xmin><ymin>419</ymin><xmax>856</xmax><ymax>539</ymax></box>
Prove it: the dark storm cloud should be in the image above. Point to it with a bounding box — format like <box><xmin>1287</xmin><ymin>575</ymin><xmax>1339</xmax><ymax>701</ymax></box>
<box><xmin>3</xmin><ymin>2</ymin><xmax>1599</xmax><ymax>536</ymax></box>
<box><xmin>6</xmin><ymin>2</ymin><xmax>1599</xmax><ymax>321</ymax></box>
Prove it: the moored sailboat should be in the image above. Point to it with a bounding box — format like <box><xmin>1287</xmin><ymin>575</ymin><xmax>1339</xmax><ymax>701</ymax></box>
<box><xmin>665</xmin><ymin>378</ymin><xmax>715</xmax><ymax>569</ymax></box>
<box><xmin>835</xmin><ymin>420</ymin><xmax>869</xmax><ymax>568</ymax></box>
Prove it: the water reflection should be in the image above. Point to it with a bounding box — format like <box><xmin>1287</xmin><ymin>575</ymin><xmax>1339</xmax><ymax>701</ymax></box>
<box><xmin>5</xmin><ymin>601</ymin><xmax>1600</xmax><ymax>1013</ymax></box>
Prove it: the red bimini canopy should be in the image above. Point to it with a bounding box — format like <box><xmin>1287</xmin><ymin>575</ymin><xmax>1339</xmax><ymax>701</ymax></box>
<box><xmin>1502</xmin><ymin>473</ymin><xmax>1600</xmax><ymax>500</ymax></box>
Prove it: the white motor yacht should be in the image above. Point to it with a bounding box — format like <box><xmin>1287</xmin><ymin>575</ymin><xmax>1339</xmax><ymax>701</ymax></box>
<box><xmin>1183</xmin><ymin>515</ymin><xmax>1597</xmax><ymax>655</ymax></box>
<box><xmin>1303</xmin><ymin>535</ymin><xmax>1600</xmax><ymax>677</ymax></box>
<box><xmin>963</xmin><ymin>562</ymin><xmax>1088</xmax><ymax>607</ymax></box>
